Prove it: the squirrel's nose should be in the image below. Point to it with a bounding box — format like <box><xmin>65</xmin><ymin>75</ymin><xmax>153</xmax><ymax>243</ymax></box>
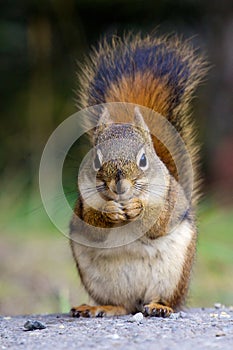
<box><xmin>116</xmin><ymin>179</ymin><xmax>130</xmax><ymax>194</ymax></box>
<box><xmin>116</xmin><ymin>180</ymin><xmax>123</xmax><ymax>194</ymax></box>
<box><xmin>109</xmin><ymin>179</ymin><xmax>131</xmax><ymax>195</ymax></box>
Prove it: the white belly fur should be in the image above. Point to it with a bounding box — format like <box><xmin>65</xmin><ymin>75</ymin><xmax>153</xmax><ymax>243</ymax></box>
<box><xmin>72</xmin><ymin>219</ymin><xmax>193</xmax><ymax>310</ymax></box>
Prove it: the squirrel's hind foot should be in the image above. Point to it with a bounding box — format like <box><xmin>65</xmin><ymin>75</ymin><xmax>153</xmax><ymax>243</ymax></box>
<box><xmin>70</xmin><ymin>304</ymin><xmax>127</xmax><ymax>318</ymax></box>
<box><xmin>143</xmin><ymin>302</ymin><xmax>173</xmax><ymax>318</ymax></box>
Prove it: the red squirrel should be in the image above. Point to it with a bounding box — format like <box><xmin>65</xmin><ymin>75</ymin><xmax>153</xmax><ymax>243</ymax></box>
<box><xmin>69</xmin><ymin>33</ymin><xmax>206</xmax><ymax>317</ymax></box>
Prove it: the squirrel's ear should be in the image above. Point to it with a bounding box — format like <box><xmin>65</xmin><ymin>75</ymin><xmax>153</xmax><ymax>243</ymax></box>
<box><xmin>98</xmin><ymin>106</ymin><xmax>112</xmax><ymax>127</ymax></box>
<box><xmin>134</xmin><ymin>106</ymin><xmax>149</xmax><ymax>132</ymax></box>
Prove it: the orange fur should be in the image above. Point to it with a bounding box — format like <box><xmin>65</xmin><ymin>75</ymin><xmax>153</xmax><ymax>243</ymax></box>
<box><xmin>105</xmin><ymin>73</ymin><xmax>172</xmax><ymax>116</ymax></box>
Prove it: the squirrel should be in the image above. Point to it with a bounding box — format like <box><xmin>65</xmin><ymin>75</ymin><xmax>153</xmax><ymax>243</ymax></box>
<box><xmin>69</xmin><ymin>33</ymin><xmax>206</xmax><ymax>318</ymax></box>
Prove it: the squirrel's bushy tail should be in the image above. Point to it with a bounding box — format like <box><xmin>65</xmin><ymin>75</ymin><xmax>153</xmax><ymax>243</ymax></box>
<box><xmin>77</xmin><ymin>33</ymin><xmax>206</xmax><ymax>120</ymax></box>
<box><xmin>76</xmin><ymin>33</ymin><xmax>207</xmax><ymax>203</ymax></box>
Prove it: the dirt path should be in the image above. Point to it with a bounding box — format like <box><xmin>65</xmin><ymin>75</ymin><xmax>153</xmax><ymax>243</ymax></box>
<box><xmin>1</xmin><ymin>307</ymin><xmax>233</xmax><ymax>349</ymax></box>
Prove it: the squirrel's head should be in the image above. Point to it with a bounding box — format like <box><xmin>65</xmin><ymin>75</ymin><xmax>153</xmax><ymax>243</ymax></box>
<box><xmin>90</xmin><ymin>106</ymin><xmax>168</xmax><ymax>203</ymax></box>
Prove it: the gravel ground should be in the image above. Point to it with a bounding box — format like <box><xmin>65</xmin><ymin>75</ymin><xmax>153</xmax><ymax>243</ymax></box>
<box><xmin>1</xmin><ymin>307</ymin><xmax>233</xmax><ymax>350</ymax></box>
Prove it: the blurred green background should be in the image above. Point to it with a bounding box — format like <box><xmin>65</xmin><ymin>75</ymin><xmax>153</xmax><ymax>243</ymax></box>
<box><xmin>0</xmin><ymin>0</ymin><xmax>233</xmax><ymax>315</ymax></box>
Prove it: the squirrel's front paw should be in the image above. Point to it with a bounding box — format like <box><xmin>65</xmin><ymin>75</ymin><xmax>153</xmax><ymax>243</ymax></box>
<box><xmin>102</xmin><ymin>200</ymin><xmax>126</xmax><ymax>223</ymax></box>
<box><xmin>123</xmin><ymin>198</ymin><xmax>143</xmax><ymax>220</ymax></box>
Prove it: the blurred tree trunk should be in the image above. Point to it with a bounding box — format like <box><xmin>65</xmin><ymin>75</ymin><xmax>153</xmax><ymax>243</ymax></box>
<box><xmin>202</xmin><ymin>2</ymin><xmax>233</xmax><ymax>203</ymax></box>
<box><xmin>27</xmin><ymin>16</ymin><xmax>53</xmax><ymax>190</ymax></box>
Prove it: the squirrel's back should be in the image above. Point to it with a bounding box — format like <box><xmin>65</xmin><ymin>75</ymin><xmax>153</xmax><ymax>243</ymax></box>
<box><xmin>76</xmin><ymin>33</ymin><xmax>207</xmax><ymax>203</ymax></box>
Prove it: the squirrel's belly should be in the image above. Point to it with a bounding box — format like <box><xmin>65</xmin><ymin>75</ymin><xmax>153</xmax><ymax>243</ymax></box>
<box><xmin>75</xmin><ymin>253</ymin><xmax>153</xmax><ymax>312</ymax></box>
<box><xmin>72</xmin><ymin>220</ymin><xmax>193</xmax><ymax>312</ymax></box>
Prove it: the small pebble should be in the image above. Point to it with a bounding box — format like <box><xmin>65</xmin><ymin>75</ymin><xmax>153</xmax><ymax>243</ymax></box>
<box><xmin>214</xmin><ymin>303</ymin><xmax>224</xmax><ymax>309</ymax></box>
<box><xmin>127</xmin><ymin>312</ymin><xmax>144</xmax><ymax>324</ymax></box>
<box><xmin>219</xmin><ymin>312</ymin><xmax>230</xmax><ymax>319</ymax></box>
<box><xmin>215</xmin><ymin>332</ymin><xmax>226</xmax><ymax>337</ymax></box>
<box><xmin>169</xmin><ymin>312</ymin><xmax>180</xmax><ymax>320</ymax></box>
<box><xmin>107</xmin><ymin>333</ymin><xmax>120</xmax><ymax>339</ymax></box>
<box><xmin>24</xmin><ymin>320</ymin><xmax>46</xmax><ymax>331</ymax></box>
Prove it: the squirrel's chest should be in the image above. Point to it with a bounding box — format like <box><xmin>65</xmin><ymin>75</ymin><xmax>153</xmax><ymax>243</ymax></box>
<box><xmin>73</xmin><ymin>220</ymin><xmax>193</xmax><ymax>310</ymax></box>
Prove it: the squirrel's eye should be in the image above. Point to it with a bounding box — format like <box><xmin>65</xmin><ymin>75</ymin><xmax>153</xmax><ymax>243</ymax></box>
<box><xmin>93</xmin><ymin>150</ymin><xmax>102</xmax><ymax>171</ymax></box>
<box><xmin>137</xmin><ymin>149</ymin><xmax>149</xmax><ymax>170</ymax></box>
<box><xmin>139</xmin><ymin>153</ymin><xmax>147</xmax><ymax>168</ymax></box>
